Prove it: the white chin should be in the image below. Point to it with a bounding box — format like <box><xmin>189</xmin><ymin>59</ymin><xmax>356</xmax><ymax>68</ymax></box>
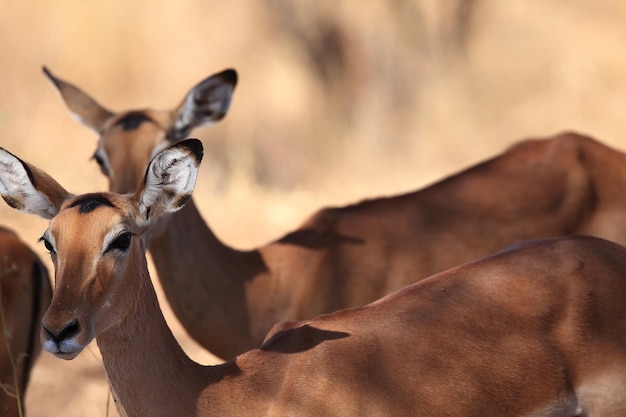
<box><xmin>54</xmin><ymin>350</ymin><xmax>82</xmax><ymax>360</ymax></box>
<box><xmin>43</xmin><ymin>339</ymin><xmax>86</xmax><ymax>360</ymax></box>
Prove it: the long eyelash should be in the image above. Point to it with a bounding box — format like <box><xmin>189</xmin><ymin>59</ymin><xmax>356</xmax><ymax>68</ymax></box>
<box><xmin>91</xmin><ymin>153</ymin><xmax>103</xmax><ymax>164</ymax></box>
<box><xmin>106</xmin><ymin>231</ymin><xmax>135</xmax><ymax>253</ymax></box>
<box><xmin>38</xmin><ymin>235</ymin><xmax>55</xmax><ymax>253</ymax></box>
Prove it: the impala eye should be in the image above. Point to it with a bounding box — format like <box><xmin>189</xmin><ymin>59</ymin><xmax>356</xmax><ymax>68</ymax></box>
<box><xmin>107</xmin><ymin>232</ymin><xmax>133</xmax><ymax>253</ymax></box>
<box><xmin>91</xmin><ymin>151</ymin><xmax>110</xmax><ymax>176</ymax></box>
<box><xmin>39</xmin><ymin>236</ymin><xmax>55</xmax><ymax>254</ymax></box>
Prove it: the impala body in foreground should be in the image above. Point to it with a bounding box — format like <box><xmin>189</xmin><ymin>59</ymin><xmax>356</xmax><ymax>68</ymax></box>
<box><xmin>43</xmin><ymin>68</ymin><xmax>626</xmax><ymax>360</ymax></box>
<box><xmin>0</xmin><ymin>226</ymin><xmax>52</xmax><ymax>417</ymax></box>
<box><xmin>1</xmin><ymin>140</ymin><xmax>625</xmax><ymax>416</ymax></box>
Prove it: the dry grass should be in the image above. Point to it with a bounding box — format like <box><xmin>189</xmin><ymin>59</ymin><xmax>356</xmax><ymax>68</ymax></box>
<box><xmin>1</xmin><ymin>0</ymin><xmax>626</xmax><ymax>415</ymax></box>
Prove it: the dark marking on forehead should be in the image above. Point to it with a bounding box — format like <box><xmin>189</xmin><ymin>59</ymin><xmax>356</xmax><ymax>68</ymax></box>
<box><xmin>114</xmin><ymin>111</ymin><xmax>153</xmax><ymax>131</ymax></box>
<box><xmin>69</xmin><ymin>193</ymin><xmax>115</xmax><ymax>214</ymax></box>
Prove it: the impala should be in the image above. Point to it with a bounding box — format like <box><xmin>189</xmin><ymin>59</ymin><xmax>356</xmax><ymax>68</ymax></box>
<box><xmin>43</xmin><ymin>68</ymin><xmax>626</xmax><ymax>359</ymax></box>
<box><xmin>1</xmin><ymin>140</ymin><xmax>625</xmax><ymax>416</ymax></box>
<box><xmin>0</xmin><ymin>226</ymin><xmax>52</xmax><ymax>417</ymax></box>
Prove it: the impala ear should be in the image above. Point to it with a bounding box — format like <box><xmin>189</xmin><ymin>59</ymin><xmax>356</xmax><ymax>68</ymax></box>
<box><xmin>136</xmin><ymin>138</ymin><xmax>203</xmax><ymax>224</ymax></box>
<box><xmin>43</xmin><ymin>66</ymin><xmax>115</xmax><ymax>134</ymax></box>
<box><xmin>167</xmin><ymin>69</ymin><xmax>238</xmax><ymax>141</ymax></box>
<box><xmin>0</xmin><ymin>148</ymin><xmax>72</xmax><ymax>219</ymax></box>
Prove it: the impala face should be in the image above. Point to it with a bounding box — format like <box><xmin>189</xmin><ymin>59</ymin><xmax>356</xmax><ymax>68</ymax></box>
<box><xmin>0</xmin><ymin>138</ymin><xmax>203</xmax><ymax>361</ymax></box>
<box><xmin>94</xmin><ymin>110</ymin><xmax>174</xmax><ymax>194</ymax></box>
<box><xmin>43</xmin><ymin>66</ymin><xmax>237</xmax><ymax>194</ymax></box>
<box><xmin>39</xmin><ymin>193</ymin><xmax>142</xmax><ymax>359</ymax></box>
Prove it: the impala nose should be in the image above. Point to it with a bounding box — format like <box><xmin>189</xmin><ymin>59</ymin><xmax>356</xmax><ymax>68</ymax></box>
<box><xmin>42</xmin><ymin>318</ymin><xmax>80</xmax><ymax>343</ymax></box>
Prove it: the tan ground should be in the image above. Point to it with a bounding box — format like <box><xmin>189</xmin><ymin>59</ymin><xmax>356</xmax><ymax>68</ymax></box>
<box><xmin>1</xmin><ymin>1</ymin><xmax>626</xmax><ymax>415</ymax></box>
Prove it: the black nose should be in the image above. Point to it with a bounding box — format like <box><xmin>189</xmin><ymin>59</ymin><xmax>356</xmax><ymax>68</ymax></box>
<box><xmin>42</xmin><ymin>318</ymin><xmax>80</xmax><ymax>343</ymax></box>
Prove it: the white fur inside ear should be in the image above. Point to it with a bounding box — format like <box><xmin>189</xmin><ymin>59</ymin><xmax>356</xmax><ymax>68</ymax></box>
<box><xmin>173</xmin><ymin>79</ymin><xmax>234</xmax><ymax>134</ymax></box>
<box><xmin>139</xmin><ymin>147</ymin><xmax>198</xmax><ymax>221</ymax></box>
<box><xmin>0</xmin><ymin>149</ymin><xmax>58</xmax><ymax>219</ymax></box>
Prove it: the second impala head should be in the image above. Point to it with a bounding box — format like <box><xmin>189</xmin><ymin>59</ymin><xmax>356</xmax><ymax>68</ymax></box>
<box><xmin>43</xmin><ymin>66</ymin><xmax>236</xmax><ymax>194</ymax></box>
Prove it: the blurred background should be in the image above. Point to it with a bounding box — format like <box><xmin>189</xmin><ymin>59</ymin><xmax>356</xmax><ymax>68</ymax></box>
<box><xmin>2</xmin><ymin>0</ymin><xmax>626</xmax><ymax>415</ymax></box>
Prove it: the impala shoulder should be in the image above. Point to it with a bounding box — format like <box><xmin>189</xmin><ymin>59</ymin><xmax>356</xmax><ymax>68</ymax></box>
<box><xmin>298</xmin><ymin>197</ymin><xmax>395</xmax><ymax>230</ymax></box>
<box><xmin>277</xmin><ymin>205</ymin><xmax>366</xmax><ymax>249</ymax></box>
<box><xmin>545</xmin><ymin>131</ymin><xmax>606</xmax><ymax>158</ymax></box>
<box><xmin>505</xmin><ymin>130</ymin><xmax>600</xmax><ymax>158</ymax></box>
<box><xmin>549</xmin><ymin>130</ymin><xmax>599</xmax><ymax>144</ymax></box>
<box><xmin>555</xmin><ymin>234</ymin><xmax>626</xmax><ymax>259</ymax></box>
<box><xmin>490</xmin><ymin>235</ymin><xmax>626</xmax><ymax>275</ymax></box>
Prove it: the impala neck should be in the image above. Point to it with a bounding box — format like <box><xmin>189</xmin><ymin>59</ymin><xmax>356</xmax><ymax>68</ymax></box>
<box><xmin>96</xmin><ymin>246</ymin><xmax>209</xmax><ymax>417</ymax></box>
<box><xmin>147</xmin><ymin>197</ymin><xmax>267</xmax><ymax>359</ymax></box>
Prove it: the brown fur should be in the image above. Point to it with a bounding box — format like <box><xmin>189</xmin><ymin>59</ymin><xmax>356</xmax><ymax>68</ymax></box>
<box><xmin>43</xmin><ymin>68</ymin><xmax>626</xmax><ymax>359</ymax></box>
<box><xmin>3</xmin><ymin>147</ymin><xmax>626</xmax><ymax>415</ymax></box>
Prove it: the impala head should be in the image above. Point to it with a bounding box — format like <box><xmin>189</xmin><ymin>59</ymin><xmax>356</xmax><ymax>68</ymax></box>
<box><xmin>43</xmin><ymin>66</ymin><xmax>236</xmax><ymax>194</ymax></box>
<box><xmin>0</xmin><ymin>139</ymin><xmax>203</xmax><ymax>359</ymax></box>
